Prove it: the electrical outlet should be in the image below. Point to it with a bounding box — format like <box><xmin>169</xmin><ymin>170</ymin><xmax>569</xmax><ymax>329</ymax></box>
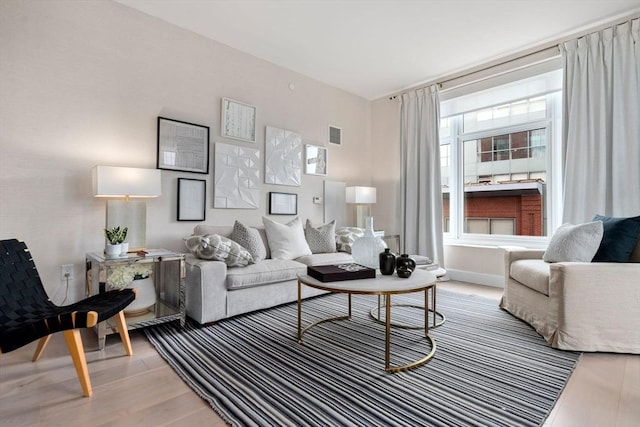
<box><xmin>60</xmin><ymin>264</ymin><xmax>74</xmax><ymax>284</ymax></box>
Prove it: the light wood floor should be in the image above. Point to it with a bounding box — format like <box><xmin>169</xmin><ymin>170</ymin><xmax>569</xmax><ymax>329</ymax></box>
<box><xmin>1</xmin><ymin>281</ymin><xmax>638</xmax><ymax>426</ymax></box>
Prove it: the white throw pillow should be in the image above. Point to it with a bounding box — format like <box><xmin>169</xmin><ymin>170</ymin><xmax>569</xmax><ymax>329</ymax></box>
<box><xmin>184</xmin><ymin>234</ymin><xmax>254</xmax><ymax>267</ymax></box>
<box><xmin>262</xmin><ymin>216</ymin><xmax>312</xmax><ymax>260</ymax></box>
<box><xmin>543</xmin><ymin>221</ymin><xmax>604</xmax><ymax>263</ymax></box>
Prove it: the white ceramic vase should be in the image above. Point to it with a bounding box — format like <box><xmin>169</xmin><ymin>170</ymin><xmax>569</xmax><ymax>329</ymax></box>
<box><xmin>351</xmin><ymin>216</ymin><xmax>387</xmax><ymax>269</ymax></box>
<box><xmin>105</xmin><ymin>243</ymin><xmax>122</xmax><ymax>258</ymax></box>
<box><xmin>124</xmin><ymin>276</ymin><xmax>157</xmax><ymax>316</ymax></box>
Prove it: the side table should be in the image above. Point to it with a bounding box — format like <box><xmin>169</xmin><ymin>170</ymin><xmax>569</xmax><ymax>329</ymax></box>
<box><xmin>85</xmin><ymin>250</ymin><xmax>185</xmax><ymax>350</ymax></box>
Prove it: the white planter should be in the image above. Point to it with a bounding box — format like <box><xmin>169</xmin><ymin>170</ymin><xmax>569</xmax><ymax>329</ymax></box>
<box><xmin>120</xmin><ymin>242</ymin><xmax>129</xmax><ymax>256</ymax></box>
<box><xmin>105</xmin><ymin>243</ymin><xmax>122</xmax><ymax>258</ymax></box>
<box><xmin>124</xmin><ymin>277</ymin><xmax>157</xmax><ymax>316</ymax></box>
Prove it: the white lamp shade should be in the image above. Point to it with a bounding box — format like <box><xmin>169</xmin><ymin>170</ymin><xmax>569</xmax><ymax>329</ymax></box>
<box><xmin>93</xmin><ymin>166</ymin><xmax>161</xmax><ymax>198</ymax></box>
<box><xmin>345</xmin><ymin>186</ymin><xmax>376</xmax><ymax>204</ymax></box>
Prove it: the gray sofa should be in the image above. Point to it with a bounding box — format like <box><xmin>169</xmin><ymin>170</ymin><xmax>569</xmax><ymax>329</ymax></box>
<box><xmin>184</xmin><ymin>224</ymin><xmax>354</xmax><ymax>324</ymax></box>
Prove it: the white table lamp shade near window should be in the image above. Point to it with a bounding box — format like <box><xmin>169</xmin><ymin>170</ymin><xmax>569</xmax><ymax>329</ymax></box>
<box><xmin>93</xmin><ymin>166</ymin><xmax>161</xmax><ymax>251</ymax></box>
<box><xmin>346</xmin><ymin>186</ymin><xmax>376</xmax><ymax>229</ymax></box>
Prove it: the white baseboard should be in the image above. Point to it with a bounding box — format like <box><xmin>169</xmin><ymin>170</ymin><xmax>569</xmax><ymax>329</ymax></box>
<box><xmin>445</xmin><ymin>268</ymin><xmax>504</xmax><ymax>288</ymax></box>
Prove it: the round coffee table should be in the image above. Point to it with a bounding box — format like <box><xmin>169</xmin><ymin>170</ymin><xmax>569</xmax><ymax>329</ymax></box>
<box><xmin>297</xmin><ymin>269</ymin><xmax>437</xmax><ymax>373</ymax></box>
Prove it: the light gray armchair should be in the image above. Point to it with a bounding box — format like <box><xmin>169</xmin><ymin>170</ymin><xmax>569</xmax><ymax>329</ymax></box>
<box><xmin>500</xmin><ymin>241</ymin><xmax>640</xmax><ymax>354</ymax></box>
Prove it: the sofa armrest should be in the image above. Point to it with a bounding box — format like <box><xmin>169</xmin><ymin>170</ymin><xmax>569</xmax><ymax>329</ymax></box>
<box><xmin>184</xmin><ymin>254</ymin><xmax>228</xmax><ymax>324</ymax></box>
<box><xmin>502</xmin><ymin>247</ymin><xmax>545</xmax><ymax>285</ymax></box>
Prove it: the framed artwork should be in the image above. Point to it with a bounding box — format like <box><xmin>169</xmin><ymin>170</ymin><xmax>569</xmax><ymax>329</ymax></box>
<box><xmin>214</xmin><ymin>142</ymin><xmax>261</xmax><ymax>209</ymax></box>
<box><xmin>221</xmin><ymin>98</ymin><xmax>256</xmax><ymax>142</ymax></box>
<box><xmin>269</xmin><ymin>192</ymin><xmax>297</xmax><ymax>215</ymax></box>
<box><xmin>177</xmin><ymin>178</ymin><xmax>206</xmax><ymax>221</ymax></box>
<box><xmin>265</xmin><ymin>126</ymin><xmax>302</xmax><ymax>186</ymax></box>
<box><xmin>328</xmin><ymin>125</ymin><xmax>342</xmax><ymax>146</ymax></box>
<box><xmin>305</xmin><ymin>144</ymin><xmax>328</xmax><ymax>176</ymax></box>
<box><xmin>157</xmin><ymin>117</ymin><xmax>209</xmax><ymax>174</ymax></box>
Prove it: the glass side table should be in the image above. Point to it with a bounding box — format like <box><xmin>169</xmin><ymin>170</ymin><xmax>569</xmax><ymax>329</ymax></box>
<box><xmin>85</xmin><ymin>250</ymin><xmax>185</xmax><ymax>350</ymax></box>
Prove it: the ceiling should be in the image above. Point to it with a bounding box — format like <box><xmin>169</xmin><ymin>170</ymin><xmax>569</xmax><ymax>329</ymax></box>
<box><xmin>115</xmin><ymin>0</ymin><xmax>640</xmax><ymax>100</ymax></box>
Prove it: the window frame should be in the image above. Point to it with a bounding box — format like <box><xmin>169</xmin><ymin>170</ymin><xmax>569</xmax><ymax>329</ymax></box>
<box><xmin>442</xmin><ymin>92</ymin><xmax>562</xmax><ymax>249</ymax></box>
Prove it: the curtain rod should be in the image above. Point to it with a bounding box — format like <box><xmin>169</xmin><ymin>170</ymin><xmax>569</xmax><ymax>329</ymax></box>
<box><xmin>388</xmin><ymin>12</ymin><xmax>640</xmax><ymax>101</ymax></box>
<box><xmin>387</xmin><ymin>45</ymin><xmax>559</xmax><ymax>100</ymax></box>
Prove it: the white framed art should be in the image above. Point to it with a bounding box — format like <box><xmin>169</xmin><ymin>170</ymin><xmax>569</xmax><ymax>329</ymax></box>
<box><xmin>305</xmin><ymin>144</ymin><xmax>328</xmax><ymax>176</ymax></box>
<box><xmin>221</xmin><ymin>98</ymin><xmax>256</xmax><ymax>142</ymax></box>
<box><xmin>265</xmin><ymin>126</ymin><xmax>302</xmax><ymax>186</ymax></box>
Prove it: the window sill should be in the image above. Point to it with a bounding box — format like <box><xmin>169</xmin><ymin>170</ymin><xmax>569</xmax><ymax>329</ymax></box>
<box><xmin>443</xmin><ymin>234</ymin><xmax>549</xmax><ymax>250</ymax></box>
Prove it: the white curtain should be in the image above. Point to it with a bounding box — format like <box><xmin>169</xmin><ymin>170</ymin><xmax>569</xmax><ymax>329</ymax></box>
<box><xmin>561</xmin><ymin>18</ymin><xmax>640</xmax><ymax>223</ymax></box>
<box><xmin>400</xmin><ymin>85</ymin><xmax>444</xmax><ymax>264</ymax></box>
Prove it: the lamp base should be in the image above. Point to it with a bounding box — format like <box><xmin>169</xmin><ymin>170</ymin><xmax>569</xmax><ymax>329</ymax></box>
<box><xmin>107</xmin><ymin>199</ymin><xmax>147</xmax><ymax>251</ymax></box>
<box><xmin>354</xmin><ymin>204</ymin><xmax>371</xmax><ymax>229</ymax></box>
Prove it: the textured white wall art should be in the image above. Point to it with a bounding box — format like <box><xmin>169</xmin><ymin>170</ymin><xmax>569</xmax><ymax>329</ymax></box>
<box><xmin>264</xmin><ymin>126</ymin><xmax>302</xmax><ymax>186</ymax></box>
<box><xmin>214</xmin><ymin>142</ymin><xmax>261</xmax><ymax>209</ymax></box>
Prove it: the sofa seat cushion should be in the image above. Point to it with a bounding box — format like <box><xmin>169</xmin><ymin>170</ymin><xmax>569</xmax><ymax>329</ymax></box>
<box><xmin>226</xmin><ymin>259</ymin><xmax>306</xmax><ymax>290</ymax></box>
<box><xmin>510</xmin><ymin>259</ymin><xmax>550</xmax><ymax>296</ymax></box>
<box><xmin>295</xmin><ymin>252</ymin><xmax>354</xmax><ymax>266</ymax></box>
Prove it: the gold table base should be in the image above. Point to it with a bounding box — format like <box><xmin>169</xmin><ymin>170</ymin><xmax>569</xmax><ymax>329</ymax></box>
<box><xmin>297</xmin><ymin>281</ymin><xmax>436</xmax><ymax>373</ymax></box>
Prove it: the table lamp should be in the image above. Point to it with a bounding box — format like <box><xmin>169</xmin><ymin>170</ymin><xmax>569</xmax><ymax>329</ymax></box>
<box><xmin>93</xmin><ymin>166</ymin><xmax>161</xmax><ymax>252</ymax></box>
<box><xmin>345</xmin><ymin>186</ymin><xmax>376</xmax><ymax>228</ymax></box>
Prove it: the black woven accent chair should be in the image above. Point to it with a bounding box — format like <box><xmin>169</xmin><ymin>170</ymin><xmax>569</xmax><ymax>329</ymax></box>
<box><xmin>0</xmin><ymin>239</ymin><xmax>136</xmax><ymax>397</ymax></box>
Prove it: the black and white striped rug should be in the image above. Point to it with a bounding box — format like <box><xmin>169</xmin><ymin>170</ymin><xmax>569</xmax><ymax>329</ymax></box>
<box><xmin>144</xmin><ymin>290</ymin><xmax>580</xmax><ymax>427</ymax></box>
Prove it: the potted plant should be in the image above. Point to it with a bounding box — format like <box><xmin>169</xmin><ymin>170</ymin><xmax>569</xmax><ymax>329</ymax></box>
<box><xmin>103</xmin><ymin>226</ymin><xmax>128</xmax><ymax>258</ymax></box>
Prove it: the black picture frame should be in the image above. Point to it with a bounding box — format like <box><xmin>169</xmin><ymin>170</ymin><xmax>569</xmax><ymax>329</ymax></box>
<box><xmin>157</xmin><ymin>117</ymin><xmax>210</xmax><ymax>174</ymax></box>
<box><xmin>177</xmin><ymin>178</ymin><xmax>206</xmax><ymax>221</ymax></box>
<box><xmin>269</xmin><ymin>192</ymin><xmax>297</xmax><ymax>215</ymax></box>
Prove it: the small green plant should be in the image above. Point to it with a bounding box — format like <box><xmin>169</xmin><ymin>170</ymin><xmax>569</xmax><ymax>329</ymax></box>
<box><xmin>103</xmin><ymin>226</ymin><xmax>128</xmax><ymax>245</ymax></box>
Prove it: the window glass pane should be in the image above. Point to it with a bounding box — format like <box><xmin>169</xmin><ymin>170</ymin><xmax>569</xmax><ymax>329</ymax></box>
<box><xmin>491</xmin><ymin>219</ymin><xmax>515</xmax><ymax>235</ymax></box>
<box><xmin>462</xmin><ymin>128</ymin><xmax>547</xmax><ymax>236</ymax></box>
<box><xmin>441</xmin><ymin>141</ymin><xmax>451</xmax><ymax>232</ymax></box>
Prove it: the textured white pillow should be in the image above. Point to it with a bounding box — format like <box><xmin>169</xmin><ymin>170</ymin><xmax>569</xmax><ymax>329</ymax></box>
<box><xmin>543</xmin><ymin>221</ymin><xmax>604</xmax><ymax>263</ymax></box>
<box><xmin>335</xmin><ymin>227</ymin><xmax>364</xmax><ymax>253</ymax></box>
<box><xmin>184</xmin><ymin>234</ymin><xmax>254</xmax><ymax>267</ymax></box>
<box><xmin>305</xmin><ymin>219</ymin><xmax>337</xmax><ymax>254</ymax></box>
<box><xmin>262</xmin><ymin>217</ymin><xmax>312</xmax><ymax>260</ymax></box>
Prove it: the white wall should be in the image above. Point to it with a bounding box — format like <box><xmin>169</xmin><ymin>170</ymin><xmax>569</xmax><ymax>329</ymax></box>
<box><xmin>0</xmin><ymin>0</ymin><xmax>373</xmax><ymax>302</ymax></box>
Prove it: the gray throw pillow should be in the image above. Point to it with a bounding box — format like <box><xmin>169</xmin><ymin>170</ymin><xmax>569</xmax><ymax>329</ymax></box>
<box><xmin>305</xmin><ymin>219</ymin><xmax>337</xmax><ymax>254</ymax></box>
<box><xmin>230</xmin><ymin>221</ymin><xmax>267</xmax><ymax>262</ymax></box>
<box><xmin>184</xmin><ymin>234</ymin><xmax>254</xmax><ymax>267</ymax></box>
<box><xmin>543</xmin><ymin>221</ymin><xmax>604</xmax><ymax>263</ymax></box>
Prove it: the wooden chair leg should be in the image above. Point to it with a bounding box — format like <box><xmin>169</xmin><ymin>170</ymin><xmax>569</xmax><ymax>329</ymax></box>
<box><xmin>32</xmin><ymin>335</ymin><xmax>52</xmax><ymax>362</ymax></box>
<box><xmin>113</xmin><ymin>310</ymin><xmax>133</xmax><ymax>356</ymax></box>
<box><xmin>63</xmin><ymin>329</ymin><xmax>92</xmax><ymax>397</ymax></box>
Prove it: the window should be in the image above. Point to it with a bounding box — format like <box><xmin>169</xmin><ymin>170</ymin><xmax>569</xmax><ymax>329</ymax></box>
<box><xmin>440</xmin><ymin>69</ymin><xmax>562</xmax><ymax>241</ymax></box>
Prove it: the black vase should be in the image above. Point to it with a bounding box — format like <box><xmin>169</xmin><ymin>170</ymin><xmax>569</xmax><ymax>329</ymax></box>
<box><xmin>379</xmin><ymin>248</ymin><xmax>396</xmax><ymax>275</ymax></box>
<box><xmin>396</xmin><ymin>254</ymin><xmax>416</xmax><ymax>272</ymax></box>
<box><xmin>396</xmin><ymin>266</ymin><xmax>412</xmax><ymax>278</ymax></box>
